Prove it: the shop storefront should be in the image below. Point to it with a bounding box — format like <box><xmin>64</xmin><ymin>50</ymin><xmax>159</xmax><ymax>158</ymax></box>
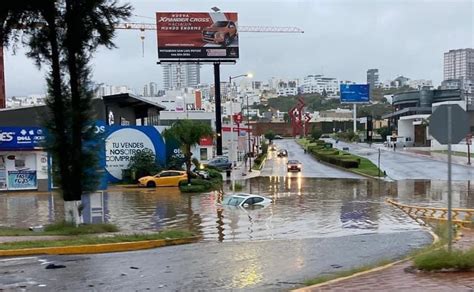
<box><xmin>0</xmin><ymin>127</ymin><xmax>48</xmax><ymax>191</ymax></box>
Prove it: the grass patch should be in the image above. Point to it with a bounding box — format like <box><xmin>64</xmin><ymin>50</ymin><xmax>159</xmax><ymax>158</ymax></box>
<box><xmin>0</xmin><ymin>230</ymin><xmax>194</xmax><ymax>250</ymax></box>
<box><xmin>350</xmin><ymin>157</ymin><xmax>383</xmax><ymax>177</ymax></box>
<box><xmin>252</xmin><ymin>153</ymin><xmax>267</xmax><ymax>170</ymax></box>
<box><xmin>304</xmin><ymin>259</ymin><xmax>392</xmax><ymax>286</ymax></box>
<box><xmin>0</xmin><ymin>222</ymin><xmax>118</xmax><ymax>236</ymax></box>
<box><xmin>414</xmin><ymin>247</ymin><xmax>474</xmax><ymax>271</ymax></box>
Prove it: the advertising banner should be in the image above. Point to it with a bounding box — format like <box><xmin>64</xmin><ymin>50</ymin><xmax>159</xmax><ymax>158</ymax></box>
<box><xmin>105</xmin><ymin>126</ymin><xmax>166</xmax><ymax>182</ymax></box>
<box><xmin>340</xmin><ymin>84</ymin><xmax>370</xmax><ymax>103</ymax></box>
<box><xmin>156</xmin><ymin>12</ymin><xmax>239</xmax><ymax>59</ymax></box>
<box><xmin>0</xmin><ymin>127</ymin><xmax>45</xmax><ymax>150</ymax></box>
<box><xmin>7</xmin><ymin>170</ymin><xmax>37</xmax><ymax>190</ymax></box>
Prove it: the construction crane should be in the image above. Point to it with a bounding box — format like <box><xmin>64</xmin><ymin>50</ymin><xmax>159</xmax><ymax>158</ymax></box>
<box><xmin>115</xmin><ymin>22</ymin><xmax>304</xmax><ymax>57</ymax></box>
<box><xmin>0</xmin><ymin>22</ymin><xmax>304</xmax><ymax>107</ymax></box>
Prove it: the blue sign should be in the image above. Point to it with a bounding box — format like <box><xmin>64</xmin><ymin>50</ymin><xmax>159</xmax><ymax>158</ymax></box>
<box><xmin>340</xmin><ymin>84</ymin><xmax>370</xmax><ymax>103</ymax></box>
<box><xmin>8</xmin><ymin>170</ymin><xmax>37</xmax><ymax>189</ymax></box>
<box><xmin>105</xmin><ymin>126</ymin><xmax>166</xmax><ymax>182</ymax></box>
<box><xmin>0</xmin><ymin>127</ymin><xmax>45</xmax><ymax>149</ymax></box>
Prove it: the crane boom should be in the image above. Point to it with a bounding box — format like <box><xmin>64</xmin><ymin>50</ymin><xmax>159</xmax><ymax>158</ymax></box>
<box><xmin>115</xmin><ymin>23</ymin><xmax>304</xmax><ymax>33</ymax></box>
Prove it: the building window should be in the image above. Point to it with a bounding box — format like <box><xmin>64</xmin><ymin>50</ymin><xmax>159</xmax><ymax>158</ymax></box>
<box><xmin>200</xmin><ymin>148</ymin><xmax>208</xmax><ymax>161</ymax></box>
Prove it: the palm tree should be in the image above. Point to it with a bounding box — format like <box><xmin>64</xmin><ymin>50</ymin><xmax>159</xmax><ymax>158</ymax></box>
<box><xmin>164</xmin><ymin>120</ymin><xmax>214</xmax><ymax>183</ymax></box>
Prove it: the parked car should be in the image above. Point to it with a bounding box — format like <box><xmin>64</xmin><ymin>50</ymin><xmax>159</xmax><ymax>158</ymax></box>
<box><xmin>287</xmin><ymin>160</ymin><xmax>302</xmax><ymax>172</ymax></box>
<box><xmin>206</xmin><ymin>156</ymin><xmax>232</xmax><ymax>171</ymax></box>
<box><xmin>274</xmin><ymin>135</ymin><xmax>283</xmax><ymax>140</ymax></box>
<box><xmin>138</xmin><ymin>170</ymin><xmax>187</xmax><ymax>187</ymax></box>
<box><xmin>202</xmin><ymin>21</ymin><xmax>237</xmax><ymax>46</ymax></box>
<box><xmin>269</xmin><ymin>145</ymin><xmax>277</xmax><ymax>151</ymax></box>
<box><xmin>277</xmin><ymin>149</ymin><xmax>288</xmax><ymax>157</ymax></box>
<box><xmin>221</xmin><ymin>193</ymin><xmax>272</xmax><ymax>207</ymax></box>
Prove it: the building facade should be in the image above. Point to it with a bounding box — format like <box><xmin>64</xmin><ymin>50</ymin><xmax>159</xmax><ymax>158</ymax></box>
<box><xmin>162</xmin><ymin>63</ymin><xmax>201</xmax><ymax>90</ymax></box>
<box><xmin>444</xmin><ymin>48</ymin><xmax>474</xmax><ymax>81</ymax></box>
<box><xmin>302</xmin><ymin>75</ymin><xmax>339</xmax><ymax>96</ymax></box>
<box><xmin>276</xmin><ymin>79</ymin><xmax>298</xmax><ymax>96</ymax></box>
<box><xmin>366</xmin><ymin>69</ymin><xmax>380</xmax><ymax>89</ymax></box>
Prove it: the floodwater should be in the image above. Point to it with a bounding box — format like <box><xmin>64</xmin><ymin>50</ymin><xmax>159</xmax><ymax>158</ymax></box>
<box><xmin>1</xmin><ymin>178</ymin><xmax>473</xmax><ymax>242</ymax></box>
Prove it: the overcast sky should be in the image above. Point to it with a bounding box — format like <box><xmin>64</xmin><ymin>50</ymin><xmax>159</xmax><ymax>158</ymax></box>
<box><xmin>4</xmin><ymin>0</ymin><xmax>473</xmax><ymax>96</ymax></box>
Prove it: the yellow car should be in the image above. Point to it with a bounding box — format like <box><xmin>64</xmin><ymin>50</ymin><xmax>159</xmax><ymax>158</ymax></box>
<box><xmin>138</xmin><ymin>170</ymin><xmax>188</xmax><ymax>187</ymax></box>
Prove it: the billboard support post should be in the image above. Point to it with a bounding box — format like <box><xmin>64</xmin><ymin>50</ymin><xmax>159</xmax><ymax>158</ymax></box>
<box><xmin>214</xmin><ymin>62</ymin><xmax>223</xmax><ymax>156</ymax></box>
<box><xmin>353</xmin><ymin>104</ymin><xmax>357</xmax><ymax>133</ymax></box>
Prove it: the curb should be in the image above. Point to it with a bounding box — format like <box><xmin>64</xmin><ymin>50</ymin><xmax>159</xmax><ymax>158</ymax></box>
<box><xmin>0</xmin><ymin>236</ymin><xmax>199</xmax><ymax>257</ymax></box>
<box><xmin>294</xmin><ymin>228</ymin><xmax>439</xmax><ymax>291</ymax></box>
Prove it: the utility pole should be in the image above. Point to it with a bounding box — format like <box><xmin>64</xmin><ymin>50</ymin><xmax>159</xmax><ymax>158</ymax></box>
<box><xmin>214</xmin><ymin>63</ymin><xmax>223</xmax><ymax>156</ymax></box>
<box><xmin>247</xmin><ymin>95</ymin><xmax>252</xmax><ymax>172</ymax></box>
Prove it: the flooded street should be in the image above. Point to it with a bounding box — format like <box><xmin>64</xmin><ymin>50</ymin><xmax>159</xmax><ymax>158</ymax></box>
<box><xmin>1</xmin><ymin>178</ymin><xmax>473</xmax><ymax>242</ymax></box>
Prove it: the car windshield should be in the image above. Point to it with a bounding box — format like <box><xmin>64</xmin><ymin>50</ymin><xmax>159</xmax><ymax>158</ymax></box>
<box><xmin>222</xmin><ymin>196</ymin><xmax>246</xmax><ymax>206</ymax></box>
<box><xmin>213</xmin><ymin>21</ymin><xmax>229</xmax><ymax>27</ymax></box>
<box><xmin>288</xmin><ymin>160</ymin><xmax>299</xmax><ymax>164</ymax></box>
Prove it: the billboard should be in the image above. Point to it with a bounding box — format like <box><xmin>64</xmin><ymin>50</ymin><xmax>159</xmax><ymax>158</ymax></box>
<box><xmin>156</xmin><ymin>12</ymin><xmax>239</xmax><ymax>60</ymax></box>
<box><xmin>340</xmin><ymin>84</ymin><xmax>370</xmax><ymax>103</ymax></box>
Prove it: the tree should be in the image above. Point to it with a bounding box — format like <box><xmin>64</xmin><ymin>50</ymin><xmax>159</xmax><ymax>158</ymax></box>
<box><xmin>283</xmin><ymin>113</ymin><xmax>290</xmax><ymax>123</ymax></box>
<box><xmin>264</xmin><ymin>130</ymin><xmax>276</xmax><ymax>144</ymax></box>
<box><xmin>128</xmin><ymin>149</ymin><xmax>160</xmax><ymax>181</ymax></box>
<box><xmin>163</xmin><ymin>120</ymin><xmax>214</xmax><ymax>183</ymax></box>
<box><xmin>377</xmin><ymin>126</ymin><xmax>391</xmax><ymax>140</ymax></box>
<box><xmin>0</xmin><ymin>1</ymin><xmax>131</xmax><ymax>225</ymax></box>
<box><xmin>310</xmin><ymin>127</ymin><xmax>322</xmax><ymax>141</ymax></box>
<box><xmin>322</xmin><ymin>88</ymin><xmax>328</xmax><ymax>98</ymax></box>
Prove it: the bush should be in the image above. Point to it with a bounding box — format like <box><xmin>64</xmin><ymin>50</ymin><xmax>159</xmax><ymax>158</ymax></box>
<box><xmin>310</xmin><ymin>127</ymin><xmax>323</xmax><ymax>141</ymax></box>
<box><xmin>180</xmin><ymin>184</ymin><xmax>207</xmax><ymax>193</ymax></box>
<box><xmin>127</xmin><ymin>149</ymin><xmax>161</xmax><ymax>182</ymax></box>
<box><xmin>414</xmin><ymin>248</ymin><xmax>474</xmax><ymax>271</ymax></box>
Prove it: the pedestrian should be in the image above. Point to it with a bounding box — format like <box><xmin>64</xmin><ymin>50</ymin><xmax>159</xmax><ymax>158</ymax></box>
<box><xmin>393</xmin><ymin>142</ymin><xmax>397</xmax><ymax>152</ymax></box>
<box><xmin>304</xmin><ymin>148</ymin><xmax>307</xmax><ymax>154</ymax></box>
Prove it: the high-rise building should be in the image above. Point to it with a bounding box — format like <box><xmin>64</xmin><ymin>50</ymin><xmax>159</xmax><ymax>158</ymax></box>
<box><xmin>162</xmin><ymin>64</ymin><xmax>201</xmax><ymax>90</ymax></box>
<box><xmin>367</xmin><ymin>69</ymin><xmax>380</xmax><ymax>89</ymax></box>
<box><xmin>149</xmin><ymin>82</ymin><xmax>158</xmax><ymax>96</ymax></box>
<box><xmin>443</xmin><ymin>48</ymin><xmax>474</xmax><ymax>81</ymax></box>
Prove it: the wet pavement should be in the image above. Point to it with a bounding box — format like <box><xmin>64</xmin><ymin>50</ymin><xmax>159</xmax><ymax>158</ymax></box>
<box><xmin>261</xmin><ymin>139</ymin><xmax>363</xmax><ymax>179</ymax></box>
<box><xmin>331</xmin><ymin>139</ymin><xmax>474</xmax><ymax>181</ymax></box>
<box><xmin>0</xmin><ymin>231</ymin><xmax>431</xmax><ymax>291</ymax></box>
<box><xmin>1</xmin><ymin>140</ymin><xmax>473</xmax><ymax>290</ymax></box>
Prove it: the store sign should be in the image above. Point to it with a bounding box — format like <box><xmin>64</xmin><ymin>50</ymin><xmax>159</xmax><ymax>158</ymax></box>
<box><xmin>0</xmin><ymin>127</ymin><xmax>45</xmax><ymax>149</ymax></box>
<box><xmin>105</xmin><ymin>126</ymin><xmax>166</xmax><ymax>182</ymax></box>
<box><xmin>340</xmin><ymin>84</ymin><xmax>370</xmax><ymax>103</ymax></box>
<box><xmin>7</xmin><ymin>170</ymin><xmax>37</xmax><ymax>190</ymax></box>
<box><xmin>156</xmin><ymin>12</ymin><xmax>239</xmax><ymax>60</ymax></box>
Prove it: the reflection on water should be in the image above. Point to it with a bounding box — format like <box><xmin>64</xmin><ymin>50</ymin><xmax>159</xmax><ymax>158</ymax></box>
<box><xmin>1</xmin><ymin>178</ymin><xmax>473</xmax><ymax>242</ymax></box>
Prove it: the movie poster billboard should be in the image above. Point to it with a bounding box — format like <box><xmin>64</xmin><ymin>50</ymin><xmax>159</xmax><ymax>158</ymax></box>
<box><xmin>156</xmin><ymin>12</ymin><xmax>239</xmax><ymax>60</ymax></box>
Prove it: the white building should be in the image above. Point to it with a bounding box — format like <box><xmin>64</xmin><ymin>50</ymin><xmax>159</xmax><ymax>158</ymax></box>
<box><xmin>444</xmin><ymin>48</ymin><xmax>474</xmax><ymax>82</ymax></box>
<box><xmin>302</xmin><ymin>75</ymin><xmax>339</xmax><ymax>95</ymax></box>
<box><xmin>276</xmin><ymin>79</ymin><xmax>298</xmax><ymax>96</ymax></box>
<box><xmin>6</xmin><ymin>94</ymin><xmax>46</xmax><ymax>108</ymax></box>
<box><xmin>96</xmin><ymin>84</ymin><xmax>133</xmax><ymax>97</ymax></box>
<box><xmin>162</xmin><ymin>64</ymin><xmax>201</xmax><ymax>90</ymax></box>
<box><xmin>408</xmin><ymin>79</ymin><xmax>433</xmax><ymax>90</ymax></box>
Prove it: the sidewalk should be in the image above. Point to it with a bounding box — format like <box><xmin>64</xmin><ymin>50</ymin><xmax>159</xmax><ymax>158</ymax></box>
<box><xmin>355</xmin><ymin>142</ymin><xmax>473</xmax><ymax>168</ymax></box>
<box><xmin>300</xmin><ymin>228</ymin><xmax>474</xmax><ymax>291</ymax></box>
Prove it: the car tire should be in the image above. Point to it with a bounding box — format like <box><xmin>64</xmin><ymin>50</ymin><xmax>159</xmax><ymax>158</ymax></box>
<box><xmin>146</xmin><ymin>181</ymin><xmax>156</xmax><ymax>188</ymax></box>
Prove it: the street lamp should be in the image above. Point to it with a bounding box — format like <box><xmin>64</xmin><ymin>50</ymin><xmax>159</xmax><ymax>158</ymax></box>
<box><xmin>224</xmin><ymin>74</ymin><xmax>252</xmax><ymax>173</ymax></box>
<box><xmin>246</xmin><ymin>94</ymin><xmax>252</xmax><ymax>172</ymax></box>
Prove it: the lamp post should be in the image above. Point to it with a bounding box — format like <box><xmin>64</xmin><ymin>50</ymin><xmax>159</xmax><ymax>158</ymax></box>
<box><xmin>246</xmin><ymin>94</ymin><xmax>252</xmax><ymax>172</ymax></box>
<box><xmin>227</xmin><ymin>73</ymin><xmax>252</xmax><ymax>164</ymax></box>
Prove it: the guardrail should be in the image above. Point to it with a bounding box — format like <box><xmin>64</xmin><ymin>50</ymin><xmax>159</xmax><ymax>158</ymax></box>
<box><xmin>386</xmin><ymin>198</ymin><xmax>474</xmax><ymax>227</ymax></box>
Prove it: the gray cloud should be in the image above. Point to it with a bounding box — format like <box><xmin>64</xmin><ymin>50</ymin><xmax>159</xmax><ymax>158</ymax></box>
<box><xmin>4</xmin><ymin>0</ymin><xmax>473</xmax><ymax>96</ymax></box>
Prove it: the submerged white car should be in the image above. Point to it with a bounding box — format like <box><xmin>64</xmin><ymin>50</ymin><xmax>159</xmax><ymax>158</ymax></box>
<box><xmin>221</xmin><ymin>193</ymin><xmax>272</xmax><ymax>207</ymax></box>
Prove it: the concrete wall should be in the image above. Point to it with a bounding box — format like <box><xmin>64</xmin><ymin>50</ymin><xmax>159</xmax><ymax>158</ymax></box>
<box><xmin>397</xmin><ymin>119</ymin><xmax>414</xmax><ymax>142</ymax></box>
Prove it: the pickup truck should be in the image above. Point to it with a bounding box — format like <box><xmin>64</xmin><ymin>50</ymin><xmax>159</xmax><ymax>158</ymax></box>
<box><xmin>202</xmin><ymin>21</ymin><xmax>237</xmax><ymax>46</ymax></box>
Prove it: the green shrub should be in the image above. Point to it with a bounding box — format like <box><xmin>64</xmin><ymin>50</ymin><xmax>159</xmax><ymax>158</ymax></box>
<box><xmin>180</xmin><ymin>184</ymin><xmax>207</xmax><ymax>193</ymax></box>
<box><xmin>414</xmin><ymin>248</ymin><xmax>474</xmax><ymax>271</ymax></box>
<box><xmin>206</xmin><ymin>169</ymin><xmax>222</xmax><ymax>180</ymax></box>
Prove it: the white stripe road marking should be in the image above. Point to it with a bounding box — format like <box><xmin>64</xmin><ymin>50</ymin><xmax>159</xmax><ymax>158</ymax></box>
<box><xmin>0</xmin><ymin>256</ymin><xmax>38</xmax><ymax>263</ymax></box>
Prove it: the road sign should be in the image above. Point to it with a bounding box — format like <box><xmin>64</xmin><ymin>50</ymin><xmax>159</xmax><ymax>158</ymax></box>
<box><xmin>429</xmin><ymin>104</ymin><xmax>469</xmax><ymax>144</ymax></box>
